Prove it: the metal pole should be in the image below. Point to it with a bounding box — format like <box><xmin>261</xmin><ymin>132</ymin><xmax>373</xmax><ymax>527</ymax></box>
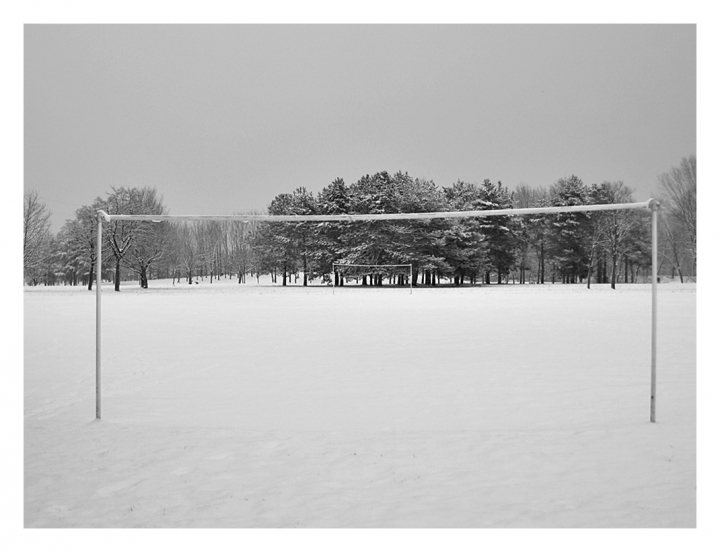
<box><xmin>650</xmin><ymin>201</ymin><xmax>659</xmax><ymax>423</ymax></box>
<box><xmin>96</xmin><ymin>212</ymin><xmax>102</xmax><ymax>420</ymax></box>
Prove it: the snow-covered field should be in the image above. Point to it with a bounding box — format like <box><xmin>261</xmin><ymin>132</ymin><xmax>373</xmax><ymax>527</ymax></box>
<box><xmin>23</xmin><ymin>279</ymin><xmax>696</xmax><ymax>534</ymax></box>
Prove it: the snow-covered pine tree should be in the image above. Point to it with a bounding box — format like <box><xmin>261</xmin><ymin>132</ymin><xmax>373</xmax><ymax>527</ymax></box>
<box><xmin>442</xmin><ymin>180</ymin><xmax>487</xmax><ymax>285</ymax></box>
<box><xmin>316</xmin><ymin>177</ymin><xmax>351</xmax><ymax>285</ymax></box>
<box><xmin>477</xmin><ymin>179</ymin><xmax>519</xmax><ymax>284</ymax></box>
<box><xmin>548</xmin><ymin>176</ymin><xmax>592</xmax><ymax>284</ymax></box>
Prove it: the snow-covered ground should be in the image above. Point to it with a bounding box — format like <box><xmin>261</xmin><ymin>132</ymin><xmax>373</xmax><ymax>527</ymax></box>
<box><xmin>23</xmin><ymin>278</ymin><xmax>697</xmax><ymax>534</ymax></box>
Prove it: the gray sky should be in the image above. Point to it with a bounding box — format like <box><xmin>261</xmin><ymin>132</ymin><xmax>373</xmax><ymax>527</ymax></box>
<box><xmin>24</xmin><ymin>24</ymin><xmax>696</xmax><ymax>231</ymax></box>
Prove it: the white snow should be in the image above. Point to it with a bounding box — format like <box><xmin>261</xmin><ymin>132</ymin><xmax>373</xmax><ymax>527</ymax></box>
<box><xmin>22</xmin><ymin>278</ymin><xmax>699</xmax><ymax>539</ymax></box>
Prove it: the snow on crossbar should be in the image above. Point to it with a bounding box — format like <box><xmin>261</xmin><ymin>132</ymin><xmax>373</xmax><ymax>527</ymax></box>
<box><xmin>97</xmin><ymin>199</ymin><xmax>655</xmax><ymax>223</ymax></box>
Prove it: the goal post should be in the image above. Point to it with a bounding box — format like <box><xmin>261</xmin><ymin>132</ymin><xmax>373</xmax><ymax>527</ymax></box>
<box><xmin>96</xmin><ymin>211</ymin><xmax>103</xmax><ymax>421</ymax></box>
<box><xmin>332</xmin><ymin>263</ymin><xmax>413</xmax><ymax>294</ymax></box>
<box><xmin>94</xmin><ymin>199</ymin><xmax>660</xmax><ymax>422</ymax></box>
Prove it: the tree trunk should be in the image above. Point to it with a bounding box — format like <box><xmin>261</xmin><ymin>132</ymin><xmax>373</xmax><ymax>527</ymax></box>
<box><xmin>623</xmin><ymin>255</ymin><xmax>628</xmax><ymax>283</ymax></box>
<box><xmin>603</xmin><ymin>254</ymin><xmax>608</xmax><ymax>284</ymax></box>
<box><xmin>114</xmin><ymin>258</ymin><xmax>121</xmax><ymax>291</ymax></box>
<box><xmin>88</xmin><ymin>261</ymin><xmax>95</xmax><ymax>291</ymax></box>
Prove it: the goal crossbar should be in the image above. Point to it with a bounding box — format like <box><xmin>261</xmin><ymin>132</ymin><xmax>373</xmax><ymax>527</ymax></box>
<box><xmin>97</xmin><ymin>199</ymin><xmax>654</xmax><ymax>223</ymax></box>
<box><xmin>94</xmin><ymin>199</ymin><xmax>660</xmax><ymax>422</ymax></box>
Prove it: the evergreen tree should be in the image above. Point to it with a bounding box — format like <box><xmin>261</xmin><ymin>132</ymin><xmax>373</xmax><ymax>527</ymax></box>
<box><xmin>442</xmin><ymin>181</ymin><xmax>487</xmax><ymax>285</ymax></box>
<box><xmin>477</xmin><ymin>179</ymin><xmax>518</xmax><ymax>284</ymax></box>
<box><xmin>316</xmin><ymin>177</ymin><xmax>351</xmax><ymax>285</ymax></box>
<box><xmin>395</xmin><ymin>175</ymin><xmax>448</xmax><ymax>286</ymax></box>
<box><xmin>343</xmin><ymin>172</ymin><xmax>402</xmax><ymax>285</ymax></box>
<box><xmin>288</xmin><ymin>187</ymin><xmax>318</xmax><ymax>286</ymax></box>
<box><xmin>257</xmin><ymin>193</ymin><xmax>298</xmax><ymax>285</ymax></box>
<box><xmin>548</xmin><ymin>176</ymin><xmax>591</xmax><ymax>283</ymax></box>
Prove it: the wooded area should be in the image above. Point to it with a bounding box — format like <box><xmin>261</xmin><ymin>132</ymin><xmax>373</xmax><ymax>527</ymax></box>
<box><xmin>24</xmin><ymin>157</ymin><xmax>696</xmax><ymax>289</ymax></box>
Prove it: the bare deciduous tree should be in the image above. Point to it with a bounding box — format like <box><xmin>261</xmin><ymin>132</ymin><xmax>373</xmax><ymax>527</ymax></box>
<box><xmin>63</xmin><ymin>203</ymin><xmax>103</xmax><ymax>290</ymax></box>
<box><xmin>228</xmin><ymin>216</ymin><xmax>260</xmax><ymax>283</ymax></box>
<box><xmin>100</xmin><ymin>186</ymin><xmax>167</xmax><ymax>291</ymax></box>
<box><xmin>658</xmin><ymin>155</ymin><xmax>696</xmax><ymax>279</ymax></box>
<box><xmin>24</xmin><ymin>190</ymin><xmax>52</xmax><ymax>284</ymax></box>
<box><xmin>179</xmin><ymin>222</ymin><xmax>202</xmax><ymax>284</ymax></box>
<box><xmin>595</xmin><ymin>181</ymin><xmax>641</xmax><ymax>289</ymax></box>
<box><xmin>123</xmin><ymin>189</ymin><xmax>170</xmax><ymax>288</ymax></box>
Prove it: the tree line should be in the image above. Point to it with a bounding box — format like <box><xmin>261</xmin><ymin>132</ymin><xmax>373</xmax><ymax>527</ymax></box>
<box><xmin>23</xmin><ymin>156</ymin><xmax>696</xmax><ymax>289</ymax></box>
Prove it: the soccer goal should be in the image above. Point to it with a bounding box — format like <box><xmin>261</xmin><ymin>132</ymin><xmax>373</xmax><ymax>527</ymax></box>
<box><xmin>94</xmin><ymin>199</ymin><xmax>660</xmax><ymax>422</ymax></box>
<box><xmin>332</xmin><ymin>263</ymin><xmax>413</xmax><ymax>294</ymax></box>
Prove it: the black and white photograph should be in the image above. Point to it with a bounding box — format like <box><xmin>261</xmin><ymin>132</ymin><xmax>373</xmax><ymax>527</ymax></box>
<box><xmin>8</xmin><ymin>1</ymin><xmax>715</xmax><ymax>549</ymax></box>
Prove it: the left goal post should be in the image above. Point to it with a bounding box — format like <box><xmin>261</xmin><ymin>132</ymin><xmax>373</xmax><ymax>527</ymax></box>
<box><xmin>95</xmin><ymin>211</ymin><xmax>103</xmax><ymax>420</ymax></box>
<box><xmin>94</xmin><ymin>199</ymin><xmax>659</xmax><ymax>422</ymax></box>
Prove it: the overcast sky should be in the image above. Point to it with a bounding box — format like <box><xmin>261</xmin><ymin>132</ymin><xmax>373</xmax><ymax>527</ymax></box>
<box><xmin>24</xmin><ymin>24</ymin><xmax>695</xmax><ymax>231</ymax></box>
